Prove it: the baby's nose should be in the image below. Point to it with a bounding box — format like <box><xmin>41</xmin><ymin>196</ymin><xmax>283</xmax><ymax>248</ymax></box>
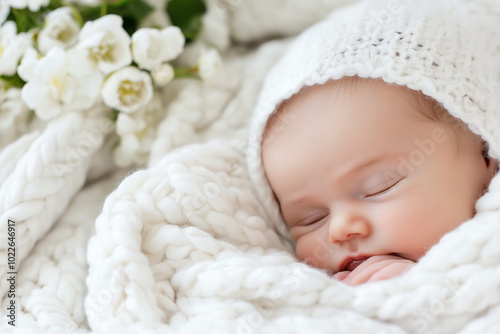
<box><xmin>328</xmin><ymin>212</ymin><xmax>371</xmax><ymax>244</ymax></box>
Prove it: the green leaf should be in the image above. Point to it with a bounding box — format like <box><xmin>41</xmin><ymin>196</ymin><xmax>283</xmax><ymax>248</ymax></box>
<box><xmin>75</xmin><ymin>5</ymin><xmax>101</xmax><ymax>24</ymax></box>
<box><xmin>166</xmin><ymin>0</ymin><xmax>206</xmax><ymax>42</ymax></box>
<box><xmin>108</xmin><ymin>0</ymin><xmax>154</xmax><ymax>35</ymax></box>
<box><xmin>77</xmin><ymin>0</ymin><xmax>154</xmax><ymax>35</ymax></box>
<box><xmin>111</xmin><ymin>109</ymin><xmax>120</xmax><ymax>122</ymax></box>
<box><xmin>7</xmin><ymin>0</ymin><xmax>64</xmax><ymax>33</ymax></box>
<box><xmin>0</xmin><ymin>73</ymin><xmax>27</xmax><ymax>89</ymax></box>
<box><xmin>8</xmin><ymin>8</ymin><xmax>44</xmax><ymax>33</ymax></box>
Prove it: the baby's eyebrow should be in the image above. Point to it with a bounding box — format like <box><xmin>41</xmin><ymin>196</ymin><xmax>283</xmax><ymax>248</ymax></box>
<box><xmin>345</xmin><ymin>155</ymin><xmax>391</xmax><ymax>176</ymax></box>
<box><xmin>333</xmin><ymin>153</ymin><xmax>399</xmax><ymax>181</ymax></box>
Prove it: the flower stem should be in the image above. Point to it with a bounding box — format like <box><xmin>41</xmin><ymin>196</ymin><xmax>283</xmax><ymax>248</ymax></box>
<box><xmin>100</xmin><ymin>0</ymin><xmax>108</xmax><ymax>17</ymax></box>
<box><xmin>174</xmin><ymin>66</ymin><xmax>201</xmax><ymax>80</ymax></box>
<box><xmin>68</xmin><ymin>5</ymin><xmax>85</xmax><ymax>27</ymax></box>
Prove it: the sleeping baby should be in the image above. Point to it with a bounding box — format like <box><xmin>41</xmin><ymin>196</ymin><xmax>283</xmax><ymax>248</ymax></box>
<box><xmin>262</xmin><ymin>77</ymin><xmax>497</xmax><ymax>285</ymax></box>
<box><xmin>247</xmin><ymin>0</ymin><xmax>500</xmax><ymax>286</ymax></box>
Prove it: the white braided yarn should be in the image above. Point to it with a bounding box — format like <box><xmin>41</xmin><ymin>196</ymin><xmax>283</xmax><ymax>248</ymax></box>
<box><xmin>0</xmin><ymin>112</ymin><xmax>110</xmax><ymax>299</ymax></box>
<box><xmin>13</xmin><ymin>170</ymin><xmax>125</xmax><ymax>333</ymax></box>
<box><xmin>87</xmin><ymin>139</ymin><xmax>287</xmax><ymax>331</ymax></box>
<box><xmin>3</xmin><ymin>0</ymin><xmax>500</xmax><ymax>332</ymax></box>
<box><xmin>86</xmin><ymin>134</ymin><xmax>500</xmax><ymax>333</ymax></box>
<box><xmin>0</xmin><ymin>131</ymin><xmax>40</xmax><ymax>185</ymax></box>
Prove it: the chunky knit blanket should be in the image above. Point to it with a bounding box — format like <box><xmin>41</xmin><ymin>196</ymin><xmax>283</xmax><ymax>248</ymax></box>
<box><xmin>2</xmin><ymin>1</ymin><xmax>500</xmax><ymax>333</ymax></box>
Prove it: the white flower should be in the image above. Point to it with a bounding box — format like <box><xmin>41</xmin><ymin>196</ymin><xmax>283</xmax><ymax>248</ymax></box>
<box><xmin>160</xmin><ymin>26</ymin><xmax>185</xmax><ymax>61</ymax></box>
<box><xmin>101</xmin><ymin>66</ymin><xmax>153</xmax><ymax>113</ymax></box>
<box><xmin>198</xmin><ymin>48</ymin><xmax>223</xmax><ymax>80</ymax></box>
<box><xmin>131</xmin><ymin>28</ymin><xmax>163</xmax><ymax>71</ymax></box>
<box><xmin>21</xmin><ymin>47</ymin><xmax>103</xmax><ymax>120</ymax></box>
<box><xmin>0</xmin><ymin>83</ymin><xmax>30</xmax><ymax>149</ymax></box>
<box><xmin>62</xmin><ymin>0</ymin><xmax>100</xmax><ymax>5</ymax></box>
<box><xmin>18</xmin><ymin>47</ymin><xmax>40</xmax><ymax>82</ymax></box>
<box><xmin>38</xmin><ymin>7</ymin><xmax>80</xmax><ymax>55</ymax></box>
<box><xmin>77</xmin><ymin>14</ymin><xmax>132</xmax><ymax>74</ymax></box>
<box><xmin>0</xmin><ymin>21</ymin><xmax>30</xmax><ymax>76</ymax></box>
<box><xmin>139</xmin><ymin>0</ymin><xmax>171</xmax><ymax>29</ymax></box>
<box><xmin>9</xmin><ymin>0</ymin><xmax>49</xmax><ymax>12</ymax></box>
<box><xmin>151</xmin><ymin>63</ymin><xmax>174</xmax><ymax>86</ymax></box>
<box><xmin>116</xmin><ymin>112</ymin><xmax>145</xmax><ymax>137</ymax></box>
<box><xmin>0</xmin><ymin>2</ymin><xmax>10</xmax><ymax>25</ymax></box>
<box><xmin>113</xmin><ymin>94</ymin><xmax>162</xmax><ymax>167</ymax></box>
<box><xmin>114</xmin><ymin>134</ymin><xmax>140</xmax><ymax>167</ymax></box>
<box><xmin>200</xmin><ymin>1</ymin><xmax>230</xmax><ymax>52</ymax></box>
<box><xmin>0</xmin><ymin>87</ymin><xmax>28</xmax><ymax>127</ymax></box>
<box><xmin>131</xmin><ymin>26</ymin><xmax>185</xmax><ymax>71</ymax></box>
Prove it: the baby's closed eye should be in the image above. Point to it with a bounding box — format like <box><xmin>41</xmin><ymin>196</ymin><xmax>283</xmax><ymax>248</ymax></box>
<box><xmin>362</xmin><ymin>176</ymin><xmax>404</xmax><ymax>198</ymax></box>
<box><xmin>294</xmin><ymin>211</ymin><xmax>329</xmax><ymax>227</ymax></box>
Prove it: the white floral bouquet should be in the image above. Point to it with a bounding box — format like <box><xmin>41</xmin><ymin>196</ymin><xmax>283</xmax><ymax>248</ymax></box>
<box><xmin>0</xmin><ymin>0</ymin><xmax>223</xmax><ymax>167</ymax></box>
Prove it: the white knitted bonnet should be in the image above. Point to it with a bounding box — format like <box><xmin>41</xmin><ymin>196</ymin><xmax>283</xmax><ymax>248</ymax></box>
<box><xmin>247</xmin><ymin>0</ymin><xmax>500</xmax><ymax>242</ymax></box>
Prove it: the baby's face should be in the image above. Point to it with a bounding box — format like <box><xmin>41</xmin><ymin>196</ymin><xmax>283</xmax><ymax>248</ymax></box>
<box><xmin>262</xmin><ymin>79</ymin><xmax>496</xmax><ymax>282</ymax></box>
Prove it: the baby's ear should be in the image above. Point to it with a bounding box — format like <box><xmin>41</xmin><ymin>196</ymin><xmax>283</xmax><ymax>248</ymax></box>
<box><xmin>489</xmin><ymin>157</ymin><xmax>499</xmax><ymax>174</ymax></box>
<box><xmin>482</xmin><ymin>141</ymin><xmax>490</xmax><ymax>164</ymax></box>
<box><xmin>482</xmin><ymin>141</ymin><xmax>495</xmax><ymax>168</ymax></box>
<box><xmin>480</xmin><ymin>141</ymin><xmax>499</xmax><ymax>177</ymax></box>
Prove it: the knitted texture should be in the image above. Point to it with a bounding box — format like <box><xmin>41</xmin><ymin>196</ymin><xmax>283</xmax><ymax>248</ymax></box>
<box><xmin>3</xmin><ymin>0</ymin><xmax>500</xmax><ymax>333</ymax></box>
<box><xmin>88</xmin><ymin>140</ymin><xmax>500</xmax><ymax>333</ymax></box>
<box><xmin>247</xmin><ymin>0</ymin><xmax>500</xmax><ymax>241</ymax></box>
<box><xmin>0</xmin><ymin>111</ymin><xmax>110</xmax><ymax>295</ymax></box>
<box><xmin>0</xmin><ymin>29</ymin><xmax>291</xmax><ymax>333</ymax></box>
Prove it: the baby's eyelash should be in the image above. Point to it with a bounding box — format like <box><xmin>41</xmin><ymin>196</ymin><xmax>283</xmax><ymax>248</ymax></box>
<box><xmin>296</xmin><ymin>214</ymin><xmax>328</xmax><ymax>226</ymax></box>
<box><xmin>364</xmin><ymin>178</ymin><xmax>403</xmax><ymax>198</ymax></box>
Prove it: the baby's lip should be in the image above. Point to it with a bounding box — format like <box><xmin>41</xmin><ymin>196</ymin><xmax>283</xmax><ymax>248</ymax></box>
<box><xmin>338</xmin><ymin>255</ymin><xmax>371</xmax><ymax>272</ymax></box>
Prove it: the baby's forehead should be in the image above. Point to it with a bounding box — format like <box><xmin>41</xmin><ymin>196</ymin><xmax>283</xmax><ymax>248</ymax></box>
<box><xmin>265</xmin><ymin>78</ymin><xmax>434</xmax><ymax>136</ymax></box>
<box><xmin>263</xmin><ymin>76</ymin><xmax>475</xmax><ymax>160</ymax></box>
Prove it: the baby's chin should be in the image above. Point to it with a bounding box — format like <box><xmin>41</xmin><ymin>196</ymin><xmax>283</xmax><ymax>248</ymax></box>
<box><xmin>332</xmin><ymin>254</ymin><xmax>415</xmax><ymax>286</ymax></box>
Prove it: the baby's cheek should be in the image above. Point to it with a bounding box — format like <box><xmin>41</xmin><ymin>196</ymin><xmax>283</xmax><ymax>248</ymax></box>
<box><xmin>295</xmin><ymin>239</ymin><xmax>316</xmax><ymax>265</ymax></box>
<box><xmin>295</xmin><ymin>234</ymin><xmax>330</xmax><ymax>269</ymax></box>
<box><xmin>376</xmin><ymin>197</ymin><xmax>431</xmax><ymax>260</ymax></box>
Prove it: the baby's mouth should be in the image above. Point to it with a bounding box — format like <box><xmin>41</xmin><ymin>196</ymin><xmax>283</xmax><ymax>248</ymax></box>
<box><xmin>333</xmin><ymin>254</ymin><xmax>416</xmax><ymax>285</ymax></box>
<box><xmin>340</xmin><ymin>256</ymin><xmax>370</xmax><ymax>272</ymax></box>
